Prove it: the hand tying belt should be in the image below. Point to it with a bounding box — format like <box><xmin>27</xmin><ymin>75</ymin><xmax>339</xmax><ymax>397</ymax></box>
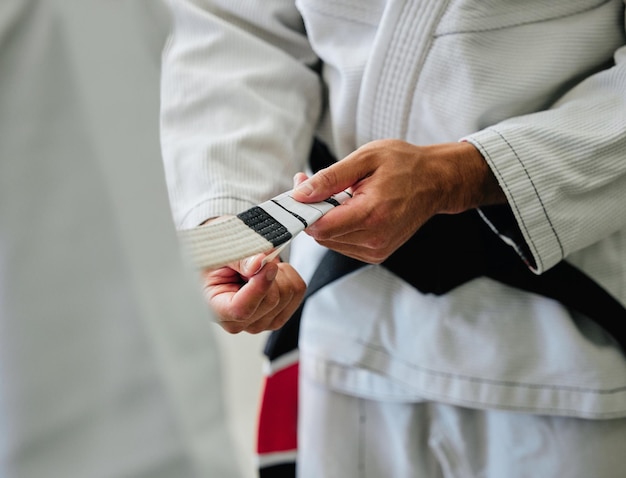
<box><xmin>265</xmin><ymin>139</ymin><xmax>626</xmax><ymax>361</ymax></box>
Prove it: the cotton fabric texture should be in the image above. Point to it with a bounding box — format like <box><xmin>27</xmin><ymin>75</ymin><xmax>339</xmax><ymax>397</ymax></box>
<box><xmin>160</xmin><ymin>0</ymin><xmax>626</xmax><ymax>474</ymax></box>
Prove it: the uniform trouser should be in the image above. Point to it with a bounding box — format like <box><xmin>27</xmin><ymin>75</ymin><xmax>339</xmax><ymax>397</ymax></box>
<box><xmin>298</xmin><ymin>370</ymin><xmax>626</xmax><ymax>478</ymax></box>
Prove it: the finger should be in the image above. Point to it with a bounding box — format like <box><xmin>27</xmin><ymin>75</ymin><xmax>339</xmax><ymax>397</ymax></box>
<box><xmin>243</xmin><ymin>296</ymin><xmax>293</xmax><ymax>334</ymax></box>
<box><xmin>236</xmin><ymin>253</ymin><xmax>265</xmax><ymax>278</ymax></box>
<box><xmin>234</xmin><ymin>249</ymin><xmax>283</xmax><ymax>279</ymax></box>
<box><xmin>231</xmin><ymin>264</ymin><xmax>305</xmax><ymax>333</ymax></box>
<box><xmin>304</xmin><ymin>186</ymin><xmax>377</xmax><ymax>240</ymax></box>
<box><xmin>259</xmin><ymin>242</ymin><xmax>290</xmax><ymax>269</ymax></box>
<box><xmin>202</xmin><ymin>266</ymin><xmax>248</xmax><ymax>302</ymax></box>
<box><xmin>253</xmin><ymin>263</ymin><xmax>306</xmax><ymax>326</ymax></box>
<box><xmin>293</xmin><ymin>172</ymin><xmax>309</xmax><ymax>187</ymax></box>
<box><xmin>291</xmin><ymin>153</ymin><xmax>372</xmax><ymax>203</ymax></box>
<box><xmin>211</xmin><ymin>263</ymin><xmax>279</xmax><ymax>323</ymax></box>
<box><xmin>256</xmin><ymin>296</ymin><xmax>306</xmax><ymax>333</ymax></box>
<box><xmin>307</xmin><ymin>227</ymin><xmax>369</xmax><ymax>247</ymax></box>
<box><xmin>222</xmin><ymin>295</ymin><xmax>281</xmax><ymax>334</ymax></box>
<box><xmin>313</xmin><ymin>238</ymin><xmax>383</xmax><ymax>263</ymax></box>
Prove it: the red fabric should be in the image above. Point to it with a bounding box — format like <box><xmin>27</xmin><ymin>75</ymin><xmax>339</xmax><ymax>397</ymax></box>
<box><xmin>256</xmin><ymin>361</ymin><xmax>299</xmax><ymax>454</ymax></box>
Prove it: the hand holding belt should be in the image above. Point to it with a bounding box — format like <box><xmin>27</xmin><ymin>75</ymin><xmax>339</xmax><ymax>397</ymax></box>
<box><xmin>177</xmin><ymin>189</ymin><xmax>351</xmax><ymax>270</ymax></box>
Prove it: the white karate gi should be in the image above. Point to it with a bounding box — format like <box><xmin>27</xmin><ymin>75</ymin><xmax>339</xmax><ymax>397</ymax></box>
<box><xmin>161</xmin><ymin>0</ymin><xmax>626</xmax><ymax>475</ymax></box>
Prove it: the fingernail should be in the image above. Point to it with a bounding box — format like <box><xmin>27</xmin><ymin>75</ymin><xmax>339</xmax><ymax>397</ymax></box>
<box><xmin>242</xmin><ymin>256</ymin><xmax>254</xmax><ymax>274</ymax></box>
<box><xmin>294</xmin><ymin>181</ymin><xmax>313</xmax><ymax>196</ymax></box>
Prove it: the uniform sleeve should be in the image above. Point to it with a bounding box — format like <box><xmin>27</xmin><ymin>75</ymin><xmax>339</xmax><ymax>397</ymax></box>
<box><xmin>465</xmin><ymin>7</ymin><xmax>626</xmax><ymax>274</ymax></box>
<box><xmin>160</xmin><ymin>0</ymin><xmax>323</xmax><ymax>228</ymax></box>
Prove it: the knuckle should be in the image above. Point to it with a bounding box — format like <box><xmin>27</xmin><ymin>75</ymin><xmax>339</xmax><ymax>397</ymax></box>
<box><xmin>363</xmin><ymin>233</ymin><xmax>387</xmax><ymax>251</ymax></box>
<box><xmin>295</xmin><ymin>282</ymin><xmax>307</xmax><ymax>297</ymax></box>
<box><xmin>368</xmin><ymin>253</ymin><xmax>386</xmax><ymax>265</ymax></box>
<box><xmin>373</xmin><ymin>252</ymin><xmax>389</xmax><ymax>264</ymax></box>
<box><xmin>229</xmin><ymin>306</ymin><xmax>251</xmax><ymax>323</ymax></box>
<box><xmin>268</xmin><ymin>316</ymin><xmax>290</xmax><ymax>331</ymax></box>
<box><xmin>316</xmin><ymin>169</ymin><xmax>338</xmax><ymax>190</ymax></box>
<box><xmin>246</xmin><ymin>322</ymin><xmax>267</xmax><ymax>334</ymax></box>
<box><xmin>221</xmin><ymin>322</ymin><xmax>245</xmax><ymax>334</ymax></box>
<box><xmin>359</xmin><ymin>249</ymin><xmax>385</xmax><ymax>264</ymax></box>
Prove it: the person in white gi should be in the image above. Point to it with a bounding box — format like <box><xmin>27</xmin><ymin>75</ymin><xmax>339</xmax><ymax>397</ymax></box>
<box><xmin>160</xmin><ymin>0</ymin><xmax>626</xmax><ymax>476</ymax></box>
<box><xmin>0</xmin><ymin>1</ymin><xmax>243</xmax><ymax>477</ymax></box>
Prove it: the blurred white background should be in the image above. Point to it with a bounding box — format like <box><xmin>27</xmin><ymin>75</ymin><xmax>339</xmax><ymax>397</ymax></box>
<box><xmin>215</xmin><ymin>329</ymin><xmax>269</xmax><ymax>478</ymax></box>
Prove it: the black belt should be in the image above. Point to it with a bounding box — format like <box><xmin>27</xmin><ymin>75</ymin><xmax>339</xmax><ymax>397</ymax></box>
<box><xmin>265</xmin><ymin>140</ymin><xmax>626</xmax><ymax>361</ymax></box>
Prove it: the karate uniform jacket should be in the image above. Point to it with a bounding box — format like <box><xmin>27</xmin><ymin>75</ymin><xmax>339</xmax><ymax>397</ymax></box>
<box><xmin>161</xmin><ymin>0</ymin><xmax>626</xmax><ymax>421</ymax></box>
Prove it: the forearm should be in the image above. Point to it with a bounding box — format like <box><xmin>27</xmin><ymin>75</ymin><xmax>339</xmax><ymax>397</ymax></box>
<box><xmin>160</xmin><ymin>0</ymin><xmax>323</xmax><ymax>228</ymax></box>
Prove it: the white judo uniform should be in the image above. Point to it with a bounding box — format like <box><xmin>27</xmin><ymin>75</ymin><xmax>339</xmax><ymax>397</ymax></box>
<box><xmin>161</xmin><ymin>0</ymin><xmax>626</xmax><ymax>476</ymax></box>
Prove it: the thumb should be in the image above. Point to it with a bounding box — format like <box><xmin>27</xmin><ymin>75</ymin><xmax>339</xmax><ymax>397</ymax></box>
<box><xmin>291</xmin><ymin>157</ymin><xmax>363</xmax><ymax>203</ymax></box>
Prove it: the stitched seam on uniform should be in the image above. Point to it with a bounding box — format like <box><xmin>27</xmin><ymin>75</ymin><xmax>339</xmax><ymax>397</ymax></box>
<box><xmin>370</xmin><ymin>1</ymin><xmax>419</xmax><ymax>137</ymax></box>
<box><xmin>471</xmin><ymin>136</ymin><xmax>541</xmax><ymax>267</ymax></box>
<box><xmin>433</xmin><ymin>0</ymin><xmax>613</xmax><ymax>37</ymax></box>
<box><xmin>352</xmin><ymin>339</ymin><xmax>626</xmax><ymax>395</ymax></box>
<box><xmin>372</xmin><ymin>0</ymin><xmax>425</xmax><ymax>138</ymax></box>
<box><xmin>486</xmin><ymin>129</ymin><xmax>564</xmax><ymax>260</ymax></box>
<box><xmin>400</xmin><ymin>0</ymin><xmax>450</xmax><ymax>139</ymax></box>
<box><xmin>307</xmin><ymin>357</ymin><xmax>626</xmax><ymax>417</ymax></box>
<box><xmin>397</xmin><ymin>388</ymin><xmax>626</xmax><ymax>418</ymax></box>
<box><xmin>385</xmin><ymin>0</ymin><xmax>424</xmax><ymax>137</ymax></box>
<box><xmin>471</xmin><ymin>133</ymin><xmax>559</xmax><ymax>273</ymax></box>
<box><xmin>369</xmin><ymin>2</ymin><xmax>396</xmax><ymax>137</ymax></box>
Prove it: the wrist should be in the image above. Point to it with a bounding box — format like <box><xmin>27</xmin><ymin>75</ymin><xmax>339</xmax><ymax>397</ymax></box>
<box><xmin>437</xmin><ymin>141</ymin><xmax>506</xmax><ymax>214</ymax></box>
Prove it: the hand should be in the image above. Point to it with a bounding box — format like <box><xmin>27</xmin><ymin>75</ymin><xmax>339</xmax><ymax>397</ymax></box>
<box><xmin>291</xmin><ymin>139</ymin><xmax>505</xmax><ymax>264</ymax></box>
<box><xmin>201</xmin><ymin>250</ymin><xmax>306</xmax><ymax>334</ymax></box>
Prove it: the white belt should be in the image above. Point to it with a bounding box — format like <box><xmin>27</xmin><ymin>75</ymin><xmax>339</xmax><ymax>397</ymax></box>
<box><xmin>177</xmin><ymin>190</ymin><xmax>351</xmax><ymax>269</ymax></box>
